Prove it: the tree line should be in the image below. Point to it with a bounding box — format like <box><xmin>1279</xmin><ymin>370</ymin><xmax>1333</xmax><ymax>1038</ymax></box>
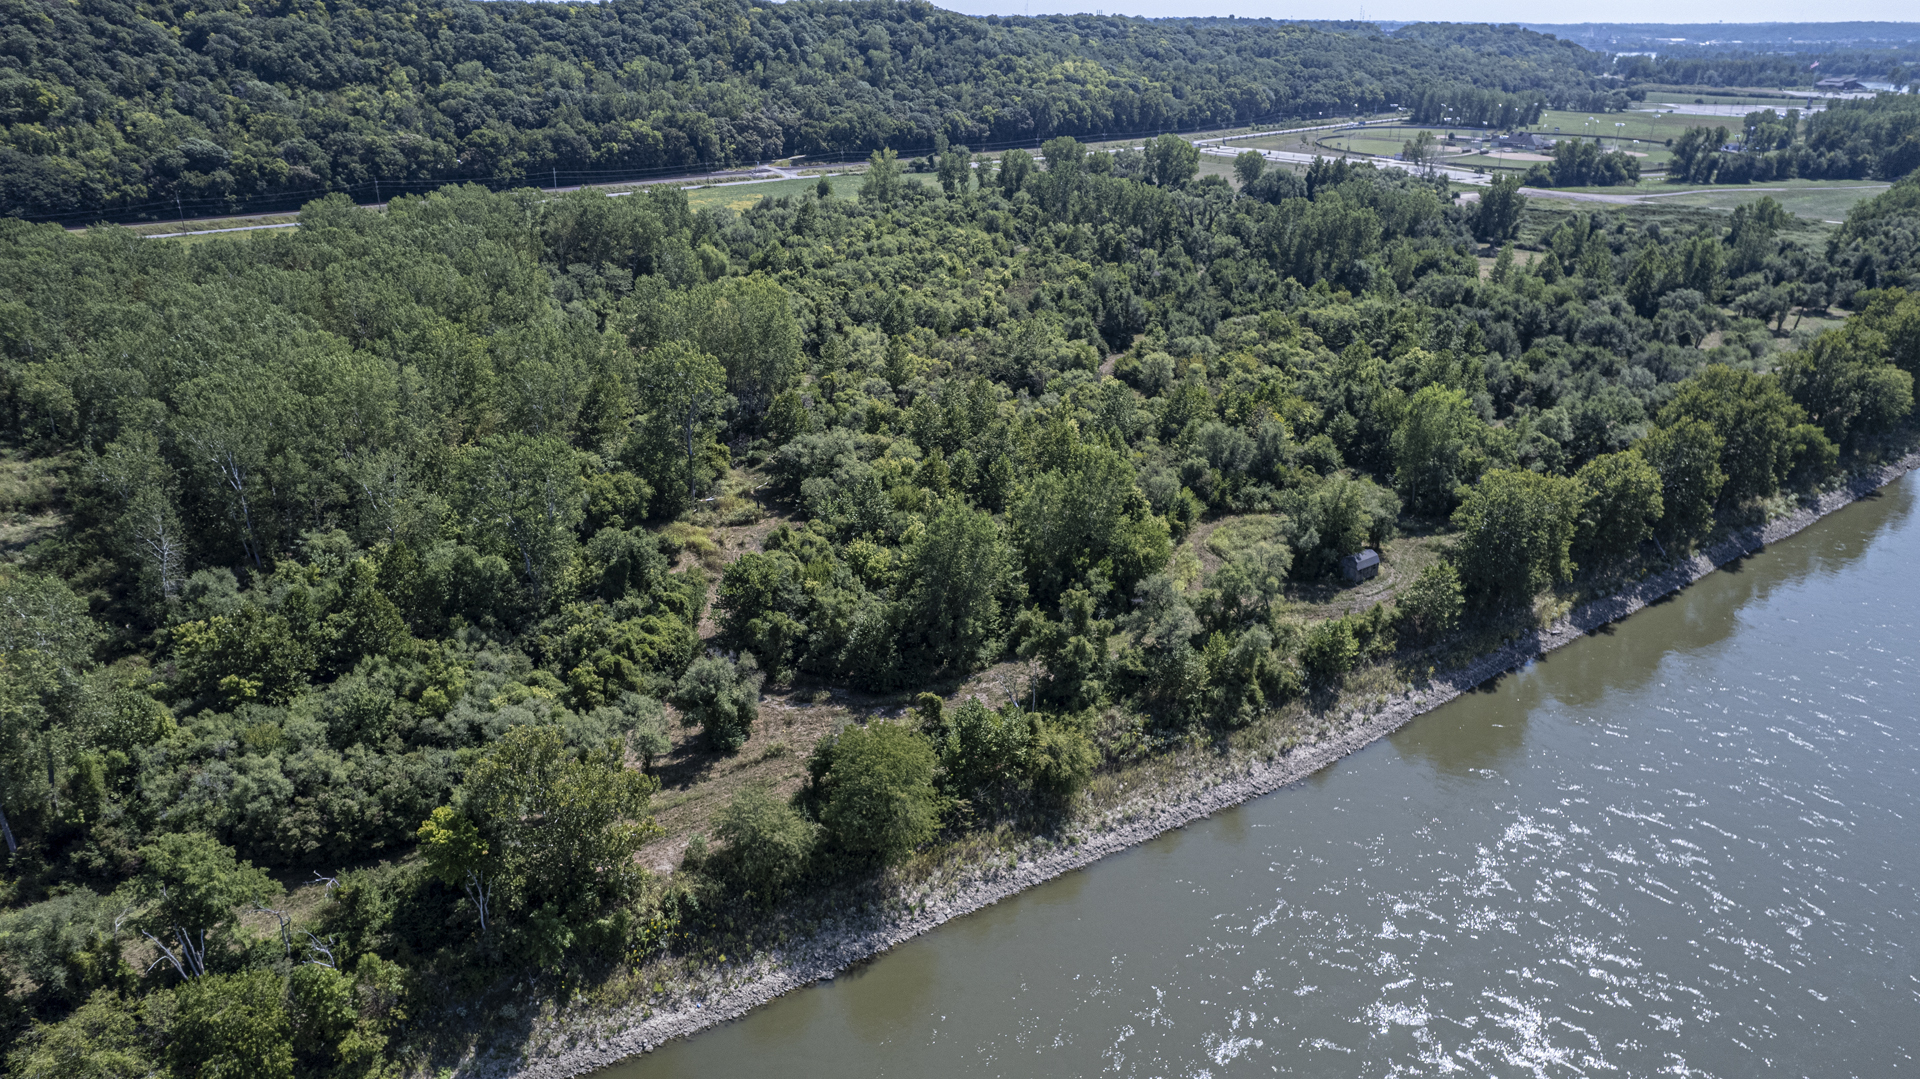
<box><xmin>1666</xmin><ymin>95</ymin><xmax>1920</xmax><ymax>185</ymax></box>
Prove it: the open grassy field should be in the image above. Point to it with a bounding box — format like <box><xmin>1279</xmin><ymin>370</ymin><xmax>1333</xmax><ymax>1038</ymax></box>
<box><xmin>1312</xmin><ymin>130</ymin><xmax>1417</xmax><ymax>157</ymax></box>
<box><xmin>1195</xmin><ymin>152</ymin><xmax>1242</xmax><ymax>184</ymax></box>
<box><xmin>1515</xmin><ymin>199</ymin><xmax>1728</xmax><ymax>245</ymax></box>
<box><xmin>1234</xmin><ymin>131</ymin><xmax>1342</xmax><ymax>155</ymax></box>
<box><xmin>1638</xmin><ymin>89</ymin><xmax>1837</xmax><ymax>111</ymax></box>
<box><xmin>1450</xmin><ymin>147</ymin><xmax>1672</xmax><ymax>173</ymax></box>
<box><xmin>1447</xmin><ymin>154</ymin><xmax>1532</xmax><ymax>174</ymax></box>
<box><xmin>1528</xmin><ymin>107</ymin><xmax>1689</xmax><ymax>148</ymax></box>
<box><xmin>679</xmin><ymin>172</ymin><xmax>869</xmax><ymax>212</ymax></box>
<box><xmin>1643</xmin><ymin>183</ymin><xmax>1889</xmax><ymax>223</ymax></box>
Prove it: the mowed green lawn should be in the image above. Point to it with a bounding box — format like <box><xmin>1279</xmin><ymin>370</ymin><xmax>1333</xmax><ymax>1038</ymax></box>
<box><xmin>677</xmin><ymin>172</ymin><xmax>871</xmax><ymax>212</ymax></box>
<box><xmin>1646</xmin><ymin>183</ymin><xmax>1890</xmax><ymax>222</ymax></box>
<box><xmin>1314</xmin><ymin>130</ymin><xmax>1421</xmax><ymax>157</ymax></box>
<box><xmin>1528</xmin><ymin>108</ymin><xmax>1686</xmax><ymax>147</ymax></box>
<box><xmin>1640</xmin><ymin>91</ymin><xmax>1832</xmax><ymax>110</ymax></box>
<box><xmin>1232</xmin><ymin>132</ymin><xmax>1338</xmax><ymax>154</ymax></box>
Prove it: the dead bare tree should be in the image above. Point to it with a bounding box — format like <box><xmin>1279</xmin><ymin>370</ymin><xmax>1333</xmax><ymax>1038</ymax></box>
<box><xmin>254</xmin><ymin>902</ymin><xmax>294</xmax><ymax>957</ymax></box>
<box><xmin>143</xmin><ymin>924</ymin><xmax>210</xmax><ymax>980</ymax></box>
<box><xmin>302</xmin><ymin>932</ymin><xmax>339</xmax><ymax>969</ymax></box>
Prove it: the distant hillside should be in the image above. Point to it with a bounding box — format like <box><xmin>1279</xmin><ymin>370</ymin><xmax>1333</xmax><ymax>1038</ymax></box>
<box><xmin>0</xmin><ymin>0</ymin><xmax>1612</xmax><ymax>223</ymax></box>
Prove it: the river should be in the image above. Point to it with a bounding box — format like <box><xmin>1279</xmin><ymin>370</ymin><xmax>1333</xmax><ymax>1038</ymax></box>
<box><xmin>615</xmin><ymin>479</ymin><xmax>1920</xmax><ymax>1077</ymax></box>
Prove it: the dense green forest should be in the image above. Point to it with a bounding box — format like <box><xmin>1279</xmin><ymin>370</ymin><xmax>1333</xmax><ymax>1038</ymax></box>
<box><xmin>6</xmin><ymin>0</ymin><xmax>1920</xmax><ymax>1066</ymax></box>
<box><xmin>2</xmin><ymin>124</ymin><xmax>1917</xmax><ymax>1072</ymax></box>
<box><xmin>0</xmin><ymin>0</ymin><xmax>1622</xmax><ymax>222</ymax></box>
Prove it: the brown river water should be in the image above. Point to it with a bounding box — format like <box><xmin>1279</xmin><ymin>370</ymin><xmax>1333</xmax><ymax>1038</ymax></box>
<box><xmin>611</xmin><ymin>478</ymin><xmax>1919</xmax><ymax>1077</ymax></box>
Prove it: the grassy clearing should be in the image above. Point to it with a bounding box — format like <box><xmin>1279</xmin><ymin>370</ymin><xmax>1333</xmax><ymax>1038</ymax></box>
<box><xmin>1531</xmin><ymin>107</ymin><xmax>1698</xmax><ymax>147</ymax></box>
<box><xmin>1234</xmin><ymin>131</ymin><xmax>1340</xmax><ymax>155</ymax></box>
<box><xmin>0</xmin><ymin>441</ymin><xmax>69</xmax><ymax>565</ymax></box>
<box><xmin>1512</xmin><ymin>180</ymin><xmax>1874</xmax><ymax>240</ymax></box>
<box><xmin>627</xmin><ymin>490</ymin><xmax>1466</xmax><ymax>872</ymax></box>
<box><xmin>678</xmin><ymin>172</ymin><xmax>870</xmax><ymax>213</ymax></box>
<box><xmin>1475</xmin><ymin>248</ymin><xmax>1540</xmax><ymax>278</ymax></box>
<box><xmin>1514</xmin><ymin>200</ymin><xmax>1726</xmax><ymax>246</ymax></box>
<box><xmin>1647</xmin><ymin>183</ymin><xmax>1890</xmax><ymax>223</ymax></box>
<box><xmin>1081</xmin><ymin>116</ymin><xmax>1391</xmax><ymax>155</ymax></box>
<box><xmin>1195</xmin><ymin>153</ymin><xmax>1241</xmax><ymax>184</ymax></box>
<box><xmin>1639</xmin><ymin>89</ymin><xmax>1831</xmax><ymax>109</ymax></box>
<box><xmin>1313</xmin><ymin>130</ymin><xmax>1423</xmax><ymax>157</ymax></box>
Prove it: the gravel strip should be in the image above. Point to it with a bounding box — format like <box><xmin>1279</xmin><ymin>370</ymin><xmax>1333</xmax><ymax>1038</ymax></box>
<box><xmin>492</xmin><ymin>451</ymin><xmax>1918</xmax><ymax>1078</ymax></box>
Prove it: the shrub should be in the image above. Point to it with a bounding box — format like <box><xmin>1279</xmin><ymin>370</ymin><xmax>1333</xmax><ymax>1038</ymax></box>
<box><xmin>929</xmin><ymin>699</ymin><xmax>1032</xmax><ymax>802</ymax></box>
<box><xmin>164</xmin><ymin>969</ymin><xmax>292</xmax><ymax>1079</ymax></box>
<box><xmin>710</xmin><ymin>786</ymin><xmax>821</xmax><ymax>903</ymax></box>
<box><xmin>1298</xmin><ymin>618</ymin><xmax>1360</xmax><ymax>683</ymax></box>
<box><xmin>807</xmin><ymin>723</ymin><xmax>941</xmax><ymax>865</ymax></box>
<box><xmin>7</xmin><ymin>989</ymin><xmax>151</xmax><ymax>1079</ymax></box>
<box><xmin>1028</xmin><ymin>714</ymin><xmax>1098</xmax><ymax>802</ymax></box>
<box><xmin>1398</xmin><ymin>563</ymin><xmax>1464</xmax><ymax>641</ymax></box>
<box><xmin>1575</xmin><ymin>450</ymin><xmax>1665</xmax><ymax>567</ymax></box>
<box><xmin>671</xmin><ymin>655</ymin><xmax>762</xmax><ymax>753</ymax></box>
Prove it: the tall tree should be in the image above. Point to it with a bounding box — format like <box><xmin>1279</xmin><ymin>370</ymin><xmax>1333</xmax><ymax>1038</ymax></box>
<box><xmin>687</xmin><ymin>276</ymin><xmax>802</xmax><ymax>424</ymax></box>
<box><xmin>1638</xmin><ymin>418</ymin><xmax>1725</xmax><ymax>548</ymax></box>
<box><xmin>1574</xmin><ymin>450</ymin><xmax>1664</xmax><ymax>567</ymax></box>
<box><xmin>632</xmin><ymin>342</ymin><xmax>729</xmax><ymax>509</ymax></box>
<box><xmin>433</xmin><ymin>723</ymin><xmax>662</xmax><ymax>924</ymax></box>
<box><xmin>899</xmin><ymin>499</ymin><xmax>1019</xmax><ymax>672</ymax></box>
<box><xmin>456</xmin><ymin>434</ymin><xmax>584</xmax><ymax>604</ymax></box>
<box><xmin>1450</xmin><ymin>469</ymin><xmax>1583</xmax><ymax>607</ymax></box>
<box><xmin>132</xmin><ymin>833</ymin><xmax>271</xmax><ymax>980</ymax></box>
<box><xmin>938</xmin><ymin>144</ymin><xmax>973</xmax><ymax>196</ymax></box>
<box><xmin>1391</xmin><ymin>385</ymin><xmax>1482</xmax><ymax>517</ymax></box>
<box><xmin>1473</xmin><ymin>172</ymin><xmax>1526</xmax><ymax>243</ymax></box>
<box><xmin>861</xmin><ymin>148</ymin><xmax>904</xmax><ymax>207</ymax></box>
<box><xmin>0</xmin><ymin>572</ymin><xmax>101</xmax><ymax>843</ymax></box>
<box><xmin>1657</xmin><ymin>365</ymin><xmax>1825</xmax><ymax>504</ymax></box>
<box><xmin>1146</xmin><ymin>134</ymin><xmax>1200</xmax><ymax>188</ymax></box>
<box><xmin>1010</xmin><ymin>445</ymin><xmax>1171</xmax><ymax>606</ymax></box>
<box><xmin>1233</xmin><ymin>150</ymin><xmax>1266</xmax><ymax>187</ymax></box>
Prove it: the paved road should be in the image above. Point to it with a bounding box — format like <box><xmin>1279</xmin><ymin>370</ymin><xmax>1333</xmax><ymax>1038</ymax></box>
<box><xmin>1513</xmin><ymin>182</ymin><xmax>1889</xmax><ymax>207</ymax></box>
<box><xmin>139</xmin><ymin>222</ymin><xmax>302</xmax><ymax>239</ymax></box>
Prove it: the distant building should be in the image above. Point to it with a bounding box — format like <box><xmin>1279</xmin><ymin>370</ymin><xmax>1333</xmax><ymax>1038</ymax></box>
<box><xmin>1494</xmin><ymin>131</ymin><xmax>1555</xmax><ymax>152</ymax></box>
<box><xmin>1341</xmin><ymin>549</ymin><xmax>1381</xmax><ymax>584</ymax></box>
<box><xmin>1814</xmin><ymin>76</ymin><xmax>1865</xmax><ymax>91</ymax></box>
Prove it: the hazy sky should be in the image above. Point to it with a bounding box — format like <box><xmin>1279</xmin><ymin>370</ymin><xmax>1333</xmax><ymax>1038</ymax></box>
<box><xmin>933</xmin><ymin>0</ymin><xmax>1917</xmax><ymax>27</ymax></box>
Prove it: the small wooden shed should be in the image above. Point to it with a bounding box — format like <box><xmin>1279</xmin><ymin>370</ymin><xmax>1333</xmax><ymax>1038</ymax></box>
<box><xmin>1341</xmin><ymin>548</ymin><xmax>1380</xmax><ymax>584</ymax></box>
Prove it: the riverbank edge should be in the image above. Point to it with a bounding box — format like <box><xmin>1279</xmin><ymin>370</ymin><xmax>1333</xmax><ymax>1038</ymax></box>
<box><xmin>492</xmin><ymin>449</ymin><xmax>1919</xmax><ymax>1079</ymax></box>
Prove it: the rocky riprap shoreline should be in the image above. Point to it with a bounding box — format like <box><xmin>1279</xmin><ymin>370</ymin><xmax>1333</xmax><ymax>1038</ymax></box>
<box><xmin>486</xmin><ymin>450</ymin><xmax>1919</xmax><ymax>1079</ymax></box>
